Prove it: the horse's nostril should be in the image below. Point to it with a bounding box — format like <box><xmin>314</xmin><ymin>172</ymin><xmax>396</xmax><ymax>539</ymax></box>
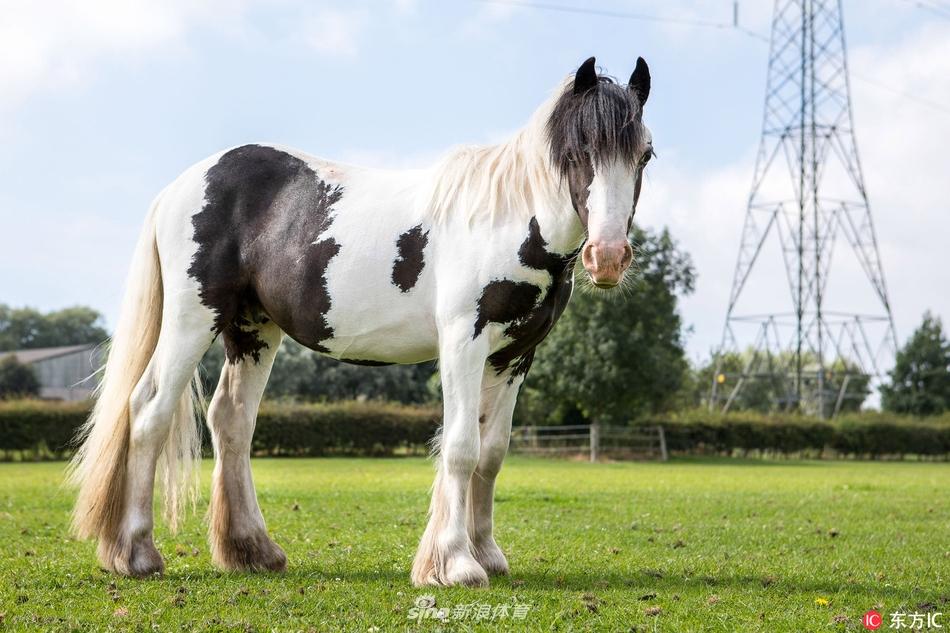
<box><xmin>621</xmin><ymin>244</ymin><xmax>633</xmax><ymax>269</ymax></box>
<box><xmin>582</xmin><ymin>243</ymin><xmax>597</xmax><ymax>270</ymax></box>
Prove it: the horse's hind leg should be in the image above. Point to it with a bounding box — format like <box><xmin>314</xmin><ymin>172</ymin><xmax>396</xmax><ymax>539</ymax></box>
<box><xmin>469</xmin><ymin>367</ymin><xmax>521</xmax><ymax>575</ymax></box>
<box><xmin>207</xmin><ymin>321</ymin><xmax>287</xmax><ymax>572</ymax></box>
<box><xmin>108</xmin><ymin>307</ymin><xmax>215</xmax><ymax>576</ymax></box>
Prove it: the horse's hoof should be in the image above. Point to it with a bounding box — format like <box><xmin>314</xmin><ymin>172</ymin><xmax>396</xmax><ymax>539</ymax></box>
<box><xmin>213</xmin><ymin>532</ymin><xmax>287</xmax><ymax>572</ymax></box>
<box><xmin>410</xmin><ymin>550</ymin><xmax>489</xmax><ymax>588</ymax></box>
<box><xmin>99</xmin><ymin>536</ymin><xmax>165</xmax><ymax>577</ymax></box>
<box><xmin>445</xmin><ymin>554</ymin><xmax>490</xmax><ymax>588</ymax></box>
<box><xmin>473</xmin><ymin>540</ymin><xmax>509</xmax><ymax>576</ymax></box>
<box><xmin>128</xmin><ymin>542</ymin><xmax>166</xmax><ymax>577</ymax></box>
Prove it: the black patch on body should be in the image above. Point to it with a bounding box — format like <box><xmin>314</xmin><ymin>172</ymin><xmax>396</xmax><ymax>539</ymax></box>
<box><xmin>474</xmin><ymin>281</ymin><xmax>541</xmax><ymax>339</ymax></box>
<box><xmin>474</xmin><ymin>217</ymin><xmax>577</xmax><ymax>379</ymax></box>
<box><xmin>392</xmin><ymin>225</ymin><xmax>429</xmax><ymax>292</ymax></box>
<box><xmin>188</xmin><ymin>144</ymin><xmax>344</xmax><ymax>363</ymax></box>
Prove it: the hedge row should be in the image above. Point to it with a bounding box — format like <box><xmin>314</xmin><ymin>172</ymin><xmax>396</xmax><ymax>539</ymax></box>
<box><xmin>644</xmin><ymin>409</ymin><xmax>950</xmax><ymax>458</ymax></box>
<box><xmin>252</xmin><ymin>401</ymin><xmax>440</xmax><ymax>456</ymax></box>
<box><xmin>1</xmin><ymin>399</ymin><xmax>948</xmax><ymax>460</ymax></box>
<box><xmin>0</xmin><ymin>400</ymin><xmax>441</xmax><ymax>460</ymax></box>
<box><xmin>0</xmin><ymin>399</ymin><xmax>88</xmax><ymax>457</ymax></box>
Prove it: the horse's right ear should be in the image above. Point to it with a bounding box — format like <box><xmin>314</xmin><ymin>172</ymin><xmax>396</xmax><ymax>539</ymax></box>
<box><xmin>573</xmin><ymin>57</ymin><xmax>598</xmax><ymax>95</ymax></box>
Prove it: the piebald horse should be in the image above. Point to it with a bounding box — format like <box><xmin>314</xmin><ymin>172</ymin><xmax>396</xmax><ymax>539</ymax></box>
<box><xmin>69</xmin><ymin>56</ymin><xmax>654</xmax><ymax>587</ymax></box>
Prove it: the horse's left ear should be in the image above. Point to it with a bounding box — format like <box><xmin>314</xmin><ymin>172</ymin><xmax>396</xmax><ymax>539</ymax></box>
<box><xmin>629</xmin><ymin>57</ymin><xmax>651</xmax><ymax>106</ymax></box>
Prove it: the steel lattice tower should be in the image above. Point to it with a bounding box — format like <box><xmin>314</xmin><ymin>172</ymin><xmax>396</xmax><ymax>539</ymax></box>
<box><xmin>710</xmin><ymin>0</ymin><xmax>897</xmax><ymax>417</ymax></box>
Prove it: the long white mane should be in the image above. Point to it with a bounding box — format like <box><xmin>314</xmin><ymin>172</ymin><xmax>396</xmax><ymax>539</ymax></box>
<box><xmin>424</xmin><ymin>80</ymin><xmax>571</xmax><ymax>225</ymax></box>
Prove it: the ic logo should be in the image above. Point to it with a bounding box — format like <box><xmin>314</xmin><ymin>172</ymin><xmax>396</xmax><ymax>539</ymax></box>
<box><xmin>863</xmin><ymin>610</ymin><xmax>883</xmax><ymax>630</ymax></box>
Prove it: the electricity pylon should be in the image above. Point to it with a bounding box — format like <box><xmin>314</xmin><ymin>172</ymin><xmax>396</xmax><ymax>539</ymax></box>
<box><xmin>709</xmin><ymin>0</ymin><xmax>897</xmax><ymax>418</ymax></box>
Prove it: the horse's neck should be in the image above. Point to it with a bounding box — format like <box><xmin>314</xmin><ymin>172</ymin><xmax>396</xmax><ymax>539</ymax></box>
<box><xmin>409</xmin><ymin>87</ymin><xmax>584</xmax><ymax>253</ymax></box>
<box><xmin>508</xmin><ymin>146</ymin><xmax>583</xmax><ymax>255</ymax></box>
<box><xmin>474</xmin><ymin>134</ymin><xmax>584</xmax><ymax>254</ymax></box>
<box><xmin>498</xmin><ymin>103</ymin><xmax>584</xmax><ymax>254</ymax></box>
<box><xmin>533</xmin><ymin>199</ymin><xmax>584</xmax><ymax>255</ymax></box>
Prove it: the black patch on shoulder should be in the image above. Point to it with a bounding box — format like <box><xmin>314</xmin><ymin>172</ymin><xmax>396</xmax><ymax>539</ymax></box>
<box><xmin>392</xmin><ymin>225</ymin><xmax>429</xmax><ymax>292</ymax></box>
<box><xmin>188</xmin><ymin>144</ymin><xmax>344</xmax><ymax>363</ymax></box>
<box><xmin>473</xmin><ymin>217</ymin><xmax>577</xmax><ymax>380</ymax></box>
<box><xmin>474</xmin><ymin>280</ymin><xmax>541</xmax><ymax>339</ymax></box>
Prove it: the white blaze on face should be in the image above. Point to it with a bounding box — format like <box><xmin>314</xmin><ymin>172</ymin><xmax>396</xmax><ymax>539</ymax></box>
<box><xmin>581</xmin><ymin>160</ymin><xmax>637</xmax><ymax>287</ymax></box>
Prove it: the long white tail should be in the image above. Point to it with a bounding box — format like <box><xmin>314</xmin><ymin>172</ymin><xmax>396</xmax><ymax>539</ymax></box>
<box><xmin>67</xmin><ymin>200</ymin><xmax>203</xmax><ymax>542</ymax></box>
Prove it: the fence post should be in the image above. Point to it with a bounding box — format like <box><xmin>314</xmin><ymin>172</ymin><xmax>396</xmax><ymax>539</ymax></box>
<box><xmin>657</xmin><ymin>425</ymin><xmax>668</xmax><ymax>462</ymax></box>
<box><xmin>590</xmin><ymin>423</ymin><xmax>599</xmax><ymax>463</ymax></box>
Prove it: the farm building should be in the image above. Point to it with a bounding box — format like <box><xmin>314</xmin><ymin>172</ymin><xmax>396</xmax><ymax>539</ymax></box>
<box><xmin>0</xmin><ymin>344</ymin><xmax>102</xmax><ymax>401</ymax></box>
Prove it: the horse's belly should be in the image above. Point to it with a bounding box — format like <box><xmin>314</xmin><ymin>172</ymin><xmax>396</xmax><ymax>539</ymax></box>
<box><xmin>313</xmin><ymin>169</ymin><xmax>440</xmax><ymax>364</ymax></box>
<box><xmin>318</xmin><ymin>269</ymin><xmax>439</xmax><ymax>364</ymax></box>
<box><xmin>320</xmin><ymin>309</ymin><xmax>438</xmax><ymax>364</ymax></box>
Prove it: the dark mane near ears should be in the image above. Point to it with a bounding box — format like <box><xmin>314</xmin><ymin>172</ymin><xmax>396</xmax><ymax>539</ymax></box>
<box><xmin>545</xmin><ymin>75</ymin><xmax>644</xmax><ymax>178</ymax></box>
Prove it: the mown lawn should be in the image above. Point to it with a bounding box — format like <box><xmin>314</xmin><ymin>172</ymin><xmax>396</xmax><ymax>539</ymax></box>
<box><xmin>0</xmin><ymin>457</ymin><xmax>947</xmax><ymax>631</ymax></box>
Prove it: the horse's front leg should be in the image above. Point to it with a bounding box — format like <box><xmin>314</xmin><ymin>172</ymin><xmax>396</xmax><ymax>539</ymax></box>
<box><xmin>469</xmin><ymin>366</ymin><xmax>522</xmax><ymax>575</ymax></box>
<box><xmin>411</xmin><ymin>323</ymin><xmax>489</xmax><ymax>587</ymax></box>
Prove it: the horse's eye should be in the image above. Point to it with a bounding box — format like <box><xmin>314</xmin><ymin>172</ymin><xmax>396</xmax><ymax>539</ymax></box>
<box><xmin>641</xmin><ymin>149</ymin><xmax>654</xmax><ymax>166</ymax></box>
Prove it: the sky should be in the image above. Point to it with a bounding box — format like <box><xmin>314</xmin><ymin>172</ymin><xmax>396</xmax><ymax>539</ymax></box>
<box><xmin>0</xmin><ymin>0</ymin><xmax>947</xmax><ymax>372</ymax></box>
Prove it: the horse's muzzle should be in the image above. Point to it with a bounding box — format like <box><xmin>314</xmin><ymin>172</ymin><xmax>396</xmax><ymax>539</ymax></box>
<box><xmin>581</xmin><ymin>240</ymin><xmax>633</xmax><ymax>287</ymax></box>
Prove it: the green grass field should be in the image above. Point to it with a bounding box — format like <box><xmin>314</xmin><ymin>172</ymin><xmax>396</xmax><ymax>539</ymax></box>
<box><xmin>0</xmin><ymin>457</ymin><xmax>947</xmax><ymax>631</ymax></box>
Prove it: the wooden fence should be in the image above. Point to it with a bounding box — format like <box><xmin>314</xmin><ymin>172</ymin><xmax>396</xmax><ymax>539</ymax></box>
<box><xmin>509</xmin><ymin>424</ymin><xmax>668</xmax><ymax>461</ymax></box>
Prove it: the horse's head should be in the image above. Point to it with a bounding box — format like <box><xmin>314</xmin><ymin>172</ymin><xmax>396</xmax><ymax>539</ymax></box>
<box><xmin>547</xmin><ymin>56</ymin><xmax>653</xmax><ymax>288</ymax></box>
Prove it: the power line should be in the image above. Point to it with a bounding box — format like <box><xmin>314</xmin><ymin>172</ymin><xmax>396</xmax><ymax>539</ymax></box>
<box><xmin>849</xmin><ymin>71</ymin><xmax>950</xmax><ymax>115</ymax></box>
<box><xmin>901</xmin><ymin>0</ymin><xmax>950</xmax><ymax>20</ymax></box>
<box><xmin>475</xmin><ymin>0</ymin><xmax>950</xmax><ymax>116</ymax></box>
<box><xmin>474</xmin><ymin>0</ymin><xmax>769</xmax><ymax>42</ymax></box>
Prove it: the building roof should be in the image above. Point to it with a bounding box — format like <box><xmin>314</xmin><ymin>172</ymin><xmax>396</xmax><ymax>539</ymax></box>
<box><xmin>0</xmin><ymin>344</ymin><xmax>98</xmax><ymax>365</ymax></box>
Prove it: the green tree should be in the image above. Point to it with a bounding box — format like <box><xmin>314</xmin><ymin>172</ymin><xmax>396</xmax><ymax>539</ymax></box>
<box><xmin>306</xmin><ymin>354</ymin><xmax>434</xmax><ymax>403</ymax></box>
<box><xmin>0</xmin><ymin>304</ymin><xmax>108</xmax><ymax>351</ymax></box>
<box><xmin>692</xmin><ymin>350</ymin><xmax>784</xmax><ymax>413</ymax></box>
<box><xmin>695</xmin><ymin>349</ymin><xmax>869</xmax><ymax>415</ymax></box>
<box><xmin>822</xmin><ymin>357</ymin><xmax>871</xmax><ymax>414</ymax></box>
<box><xmin>0</xmin><ymin>356</ymin><xmax>40</xmax><ymax>398</ymax></box>
<box><xmin>519</xmin><ymin>226</ymin><xmax>695</xmax><ymax>425</ymax></box>
<box><xmin>881</xmin><ymin>312</ymin><xmax>950</xmax><ymax>415</ymax></box>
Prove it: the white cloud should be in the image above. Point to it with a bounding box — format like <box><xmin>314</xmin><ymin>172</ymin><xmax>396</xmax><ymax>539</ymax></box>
<box><xmin>848</xmin><ymin>23</ymin><xmax>950</xmax><ymax>330</ymax></box>
<box><xmin>458</xmin><ymin>1</ymin><xmax>522</xmax><ymax>39</ymax></box>
<box><xmin>392</xmin><ymin>0</ymin><xmax>419</xmax><ymax>14</ymax></box>
<box><xmin>300</xmin><ymin>7</ymin><xmax>368</xmax><ymax>58</ymax></box>
<box><xmin>0</xmin><ymin>0</ymin><xmax>245</xmax><ymax>112</ymax></box>
<box><xmin>0</xmin><ymin>0</ymin><xmax>390</xmax><ymax>114</ymax></box>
